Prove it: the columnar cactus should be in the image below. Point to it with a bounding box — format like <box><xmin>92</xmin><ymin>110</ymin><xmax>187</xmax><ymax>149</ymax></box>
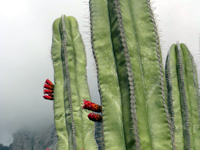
<box><xmin>89</xmin><ymin>0</ymin><xmax>174</xmax><ymax>149</ymax></box>
<box><xmin>50</xmin><ymin>15</ymin><xmax>98</xmax><ymax>150</ymax></box>
<box><xmin>165</xmin><ymin>43</ymin><xmax>200</xmax><ymax>150</ymax></box>
<box><xmin>43</xmin><ymin>0</ymin><xmax>200</xmax><ymax>150</ymax></box>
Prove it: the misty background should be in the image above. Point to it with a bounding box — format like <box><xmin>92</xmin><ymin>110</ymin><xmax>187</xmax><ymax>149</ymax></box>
<box><xmin>0</xmin><ymin>0</ymin><xmax>200</xmax><ymax>146</ymax></box>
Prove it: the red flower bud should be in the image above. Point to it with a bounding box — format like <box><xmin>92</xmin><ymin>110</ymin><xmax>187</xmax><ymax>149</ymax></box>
<box><xmin>44</xmin><ymin>89</ymin><xmax>54</xmax><ymax>94</ymax></box>
<box><xmin>82</xmin><ymin>99</ymin><xmax>102</xmax><ymax>112</ymax></box>
<box><xmin>43</xmin><ymin>95</ymin><xmax>54</xmax><ymax>100</ymax></box>
<box><xmin>45</xmin><ymin>79</ymin><xmax>54</xmax><ymax>87</ymax></box>
<box><xmin>48</xmin><ymin>93</ymin><xmax>53</xmax><ymax>97</ymax></box>
<box><xmin>88</xmin><ymin>113</ymin><xmax>102</xmax><ymax>122</ymax></box>
<box><xmin>44</xmin><ymin>84</ymin><xmax>54</xmax><ymax>90</ymax></box>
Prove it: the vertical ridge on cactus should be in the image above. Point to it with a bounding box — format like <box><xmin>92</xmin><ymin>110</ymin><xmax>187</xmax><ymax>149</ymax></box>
<box><xmin>51</xmin><ymin>17</ymin><xmax>69</xmax><ymax>150</ymax></box>
<box><xmin>165</xmin><ymin>43</ymin><xmax>200</xmax><ymax>150</ymax></box>
<box><xmin>60</xmin><ymin>15</ymin><xmax>77</xmax><ymax>150</ymax></box>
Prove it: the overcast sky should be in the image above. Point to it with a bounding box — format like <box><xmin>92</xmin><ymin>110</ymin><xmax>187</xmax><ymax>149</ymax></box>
<box><xmin>0</xmin><ymin>0</ymin><xmax>200</xmax><ymax>146</ymax></box>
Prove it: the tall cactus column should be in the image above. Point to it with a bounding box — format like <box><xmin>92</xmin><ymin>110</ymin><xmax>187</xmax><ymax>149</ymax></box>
<box><xmin>165</xmin><ymin>43</ymin><xmax>200</xmax><ymax>150</ymax></box>
<box><xmin>51</xmin><ymin>17</ymin><xmax>69</xmax><ymax>150</ymax></box>
<box><xmin>51</xmin><ymin>15</ymin><xmax>98</xmax><ymax>150</ymax></box>
<box><xmin>89</xmin><ymin>0</ymin><xmax>174</xmax><ymax>149</ymax></box>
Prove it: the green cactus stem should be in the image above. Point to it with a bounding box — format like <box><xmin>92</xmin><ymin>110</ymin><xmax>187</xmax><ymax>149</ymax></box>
<box><xmin>51</xmin><ymin>15</ymin><xmax>97</xmax><ymax>150</ymax></box>
<box><xmin>165</xmin><ymin>43</ymin><xmax>200</xmax><ymax>150</ymax></box>
<box><xmin>89</xmin><ymin>0</ymin><xmax>174</xmax><ymax>149</ymax></box>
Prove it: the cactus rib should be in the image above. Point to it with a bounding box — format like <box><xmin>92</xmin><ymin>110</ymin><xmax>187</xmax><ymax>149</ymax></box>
<box><xmin>146</xmin><ymin>0</ymin><xmax>175</xmax><ymax>149</ymax></box>
<box><xmin>89</xmin><ymin>1</ymin><xmax>105</xmax><ymax>149</ymax></box>
<box><xmin>109</xmin><ymin>0</ymin><xmax>140</xmax><ymax>148</ymax></box>
<box><xmin>60</xmin><ymin>16</ymin><xmax>77</xmax><ymax>149</ymax></box>
<box><xmin>51</xmin><ymin>18</ymin><xmax>69</xmax><ymax>150</ymax></box>
<box><xmin>177</xmin><ymin>43</ymin><xmax>190</xmax><ymax>150</ymax></box>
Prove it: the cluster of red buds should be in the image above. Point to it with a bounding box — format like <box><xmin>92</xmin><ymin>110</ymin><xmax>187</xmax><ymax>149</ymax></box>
<box><xmin>82</xmin><ymin>99</ymin><xmax>103</xmax><ymax>122</ymax></box>
<box><xmin>43</xmin><ymin>79</ymin><xmax>54</xmax><ymax>100</ymax></box>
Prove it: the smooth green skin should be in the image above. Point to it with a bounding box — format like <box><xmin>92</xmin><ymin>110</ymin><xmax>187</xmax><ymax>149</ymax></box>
<box><xmin>165</xmin><ymin>43</ymin><xmax>200</xmax><ymax>150</ymax></box>
<box><xmin>51</xmin><ymin>18</ymin><xmax>69</xmax><ymax>150</ymax></box>
<box><xmin>90</xmin><ymin>0</ymin><xmax>173</xmax><ymax>149</ymax></box>
<box><xmin>52</xmin><ymin>15</ymin><xmax>97</xmax><ymax>150</ymax></box>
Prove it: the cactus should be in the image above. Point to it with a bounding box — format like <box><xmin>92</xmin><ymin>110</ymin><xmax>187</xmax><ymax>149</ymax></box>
<box><xmin>43</xmin><ymin>0</ymin><xmax>200</xmax><ymax>150</ymax></box>
<box><xmin>89</xmin><ymin>0</ymin><xmax>174</xmax><ymax>149</ymax></box>
<box><xmin>165</xmin><ymin>43</ymin><xmax>200</xmax><ymax>150</ymax></box>
<box><xmin>49</xmin><ymin>15</ymin><xmax>98</xmax><ymax>150</ymax></box>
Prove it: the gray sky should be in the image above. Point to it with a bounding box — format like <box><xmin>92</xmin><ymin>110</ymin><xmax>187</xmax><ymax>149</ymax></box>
<box><xmin>0</xmin><ymin>0</ymin><xmax>200</xmax><ymax>146</ymax></box>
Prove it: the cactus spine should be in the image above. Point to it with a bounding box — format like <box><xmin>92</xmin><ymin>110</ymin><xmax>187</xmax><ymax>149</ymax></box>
<box><xmin>165</xmin><ymin>43</ymin><xmax>200</xmax><ymax>150</ymax></box>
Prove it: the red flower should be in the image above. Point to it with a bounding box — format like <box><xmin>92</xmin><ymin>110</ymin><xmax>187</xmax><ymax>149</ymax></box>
<box><xmin>45</xmin><ymin>79</ymin><xmax>54</xmax><ymax>87</ymax></box>
<box><xmin>43</xmin><ymin>95</ymin><xmax>53</xmax><ymax>100</ymax></box>
<box><xmin>43</xmin><ymin>79</ymin><xmax>54</xmax><ymax>100</ymax></box>
<box><xmin>44</xmin><ymin>84</ymin><xmax>54</xmax><ymax>90</ymax></box>
<box><xmin>88</xmin><ymin>113</ymin><xmax>102</xmax><ymax>122</ymax></box>
<box><xmin>44</xmin><ymin>89</ymin><xmax>54</xmax><ymax>94</ymax></box>
<box><xmin>48</xmin><ymin>93</ymin><xmax>53</xmax><ymax>97</ymax></box>
<box><xmin>82</xmin><ymin>99</ymin><xmax>102</xmax><ymax>112</ymax></box>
